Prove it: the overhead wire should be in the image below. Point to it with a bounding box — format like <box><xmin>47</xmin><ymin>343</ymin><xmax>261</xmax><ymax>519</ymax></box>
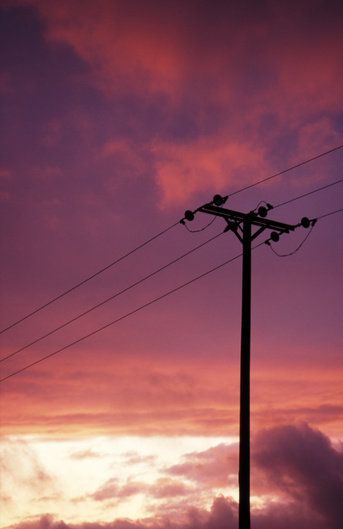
<box><xmin>266</xmin><ymin>223</ymin><xmax>317</xmax><ymax>257</ymax></box>
<box><xmin>266</xmin><ymin>207</ymin><xmax>343</xmax><ymax>255</ymax></box>
<box><xmin>273</xmin><ymin>178</ymin><xmax>343</xmax><ymax>209</ymax></box>
<box><xmin>0</xmin><ymin>221</ymin><xmax>180</xmax><ymax>335</ymax></box>
<box><xmin>2</xmin><ymin>144</ymin><xmax>342</xmax><ymax>336</ymax></box>
<box><xmin>0</xmin><ymin>231</ymin><xmax>224</xmax><ymax>363</ymax></box>
<box><xmin>2</xmin><ymin>179</ymin><xmax>342</xmax><ymax>364</ymax></box>
<box><xmin>1</xmin><ymin>203</ymin><xmax>341</xmax><ymax>383</ymax></box>
<box><xmin>0</xmin><ymin>243</ymin><xmax>267</xmax><ymax>383</ymax></box>
<box><xmin>2</xmin><ymin>177</ymin><xmax>342</xmax><ymax>366</ymax></box>
<box><xmin>264</xmin><ymin>180</ymin><xmax>343</xmax><ymax>256</ymax></box>
<box><xmin>182</xmin><ymin>216</ymin><xmax>217</xmax><ymax>232</ymax></box>
<box><xmin>316</xmin><ymin>207</ymin><xmax>343</xmax><ymax>220</ymax></box>
<box><xmin>262</xmin><ymin>178</ymin><xmax>343</xmax><ymax>257</ymax></box>
<box><xmin>227</xmin><ymin>144</ymin><xmax>343</xmax><ymax>198</ymax></box>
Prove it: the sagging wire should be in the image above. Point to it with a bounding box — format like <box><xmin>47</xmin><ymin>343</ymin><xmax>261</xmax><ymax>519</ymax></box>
<box><xmin>265</xmin><ymin>219</ymin><xmax>317</xmax><ymax>257</ymax></box>
<box><xmin>180</xmin><ymin>194</ymin><xmax>228</xmax><ymax>232</ymax></box>
<box><xmin>181</xmin><ymin>215</ymin><xmax>218</xmax><ymax>232</ymax></box>
<box><xmin>252</xmin><ymin>200</ymin><xmax>274</xmax><ymax>214</ymax></box>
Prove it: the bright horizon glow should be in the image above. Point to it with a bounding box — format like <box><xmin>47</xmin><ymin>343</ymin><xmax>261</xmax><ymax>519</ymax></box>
<box><xmin>1</xmin><ymin>435</ymin><xmax>238</xmax><ymax>526</ymax></box>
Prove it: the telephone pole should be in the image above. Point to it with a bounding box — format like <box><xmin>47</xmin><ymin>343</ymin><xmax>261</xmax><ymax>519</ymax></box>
<box><xmin>182</xmin><ymin>195</ymin><xmax>311</xmax><ymax>529</ymax></box>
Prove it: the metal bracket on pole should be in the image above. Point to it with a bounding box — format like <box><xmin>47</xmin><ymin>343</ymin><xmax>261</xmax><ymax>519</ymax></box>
<box><xmin>197</xmin><ymin>202</ymin><xmax>297</xmax><ymax>237</ymax></box>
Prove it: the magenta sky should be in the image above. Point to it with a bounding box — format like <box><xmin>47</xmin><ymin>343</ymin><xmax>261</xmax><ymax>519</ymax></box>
<box><xmin>1</xmin><ymin>1</ymin><xmax>343</xmax><ymax>528</ymax></box>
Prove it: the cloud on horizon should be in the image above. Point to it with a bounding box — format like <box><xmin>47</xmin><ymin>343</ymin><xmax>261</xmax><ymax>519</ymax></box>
<box><xmin>253</xmin><ymin>422</ymin><xmax>343</xmax><ymax>529</ymax></box>
<box><xmin>4</xmin><ymin>423</ymin><xmax>343</xmax><ymax>529</ymax></box>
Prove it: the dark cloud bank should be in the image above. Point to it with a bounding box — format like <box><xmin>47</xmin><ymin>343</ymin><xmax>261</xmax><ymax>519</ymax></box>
<box><xmin>8</xmin><ymin>423</ymin><xmax>343</xmax><ymax>529</ymax></box>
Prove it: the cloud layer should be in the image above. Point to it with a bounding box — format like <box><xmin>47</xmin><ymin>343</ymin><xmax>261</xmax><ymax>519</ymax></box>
<box><xmin>2</xmin><ymin>0</ymin><xmax>343</xmax><ymax>206</ymax></box>
<box><xmin>4</xmin><ymin>424</ymin><xmax>343</xmax><ymax>529</ymax></box>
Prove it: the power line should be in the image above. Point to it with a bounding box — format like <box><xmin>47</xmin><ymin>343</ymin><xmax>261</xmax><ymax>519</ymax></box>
<box><xmin>273</xmin><ymin>178</ymin><xmax>343</xmax><ymax>209</ymax></box>
<box><xmin>2</xmin><ymin>178</ymin><xmax>341</xmax><ymax>366</ymax></box>
<box><xmin>0</xmin><ymin>248</ymin><xmax>251</xmax><ymax>383</ymax></box>
<box><xmin>0</xmin><ymin>232</ymin><xmax>224</xmax><ymax>363</ymax></box>
<box><xmin>2</xmin><ymin>144</ymin><xmax>342</xmax><ymax>336</ymax></box>
<box><xmin>1</xmin><ymin>205</ymin><xmax>341</xmax><ymax>383</ymax></box>
<box><xmin>0</xmin><ymin>222</ymin><xmax>179</xmax><ymax>335</ymax></box>
<box><xmin>266</xmin><ymin>207</ymin><xmax>342</xmax><ymax>256</ymax></box>
<box><xmin>316</xmin><ymin>207</ymin><xmax>343</xmax><ymax>220</ymax></box>
<box><xmin>266</xmin><ymin>224</ymin><xmax>316</xmax><ymax>257</ymax></box>
<box><xmin>2</xmin><ymin>183</ymin><xmax>342</xmax><ymax>364</ymax></box>
<box><xmin>227</xmin><ymin>144</ymin><xmax>343</xmax><ymax>198</ymax></box>
<box><xmin>182</xmin><ymin>216</ymin><xmax>217</xmax><ymax>232</ymax></box>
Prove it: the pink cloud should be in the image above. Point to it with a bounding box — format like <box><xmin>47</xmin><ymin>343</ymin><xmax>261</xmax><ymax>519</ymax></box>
<box><xmin>101</xmin><ymin>138</ymin><xmax>149</xmax><ymax>191</ymax></box>
<box><xmin>19</xmin><ymin>0</ymin><xmax>240</xmax><ymax>97</ymax></box>
<box><xmin>68</xmin><ymin>449</ymin><xmax>102</xmax><ymax>460</ymax></box>
<box><xmin>148</xmin><ymin>477</ymin><xmax>188</xmax><ymax>499</ymax></box>
<box><xmin>3</xmin><ymin>423</ymin><xmax>342</xmax><ymax>527</ymax></box>
<box><xmin>5</xmin><ymin>0</ymin><xmax>342</xmax><ymax>207</ymax></box>
<box><xmin>152</xmin><ymin>137</ymin><xmax>268</xmax><ymax>206</ymax></box>
<box><xmin>8</xmin><ymin>428</ymin><xmax>343</xmax><ymax>529</ymax></box>
<box><xmin>90</xmin><ymin>477</ymin><xmax>143</xmax><ymax>502</ymax></box>
<box><xmin>166</xmin><ymin>443</ymin><xmax>238</xmax><ymax>488</ymax></box>
<box><xmin>77</xmin><ymin>425</ymin><xmax>343</xmax><ymax>527</ymax></box>
<box><xmin>25</xmin><ymin>0</ymin><xmax>341</xmax><ymax>111</ymax></box>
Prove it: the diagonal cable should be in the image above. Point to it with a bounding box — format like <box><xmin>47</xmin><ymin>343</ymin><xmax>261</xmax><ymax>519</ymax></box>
<box><xmin>0</xmin><ymin>232</ymin><xmax>224</xmax><ymax>363</ymax></box>
<box><xmin>228</xmin><ymin>144</ymin><xmax>343</xmax><ymax>198</ymax></box>
<box><xmin>0</xmin><ymin>222</ymin><xmax>179</xmax><ymax>334</ymax></box>
<box><xmin>1</xmin><ymin>144</ymin><xmax>342</xmax><ymax>336</ymax></box>
<box><xmin>0</xmin><ymin>246</ymin><xmax>253</xmax><ymax>383</ymax></box>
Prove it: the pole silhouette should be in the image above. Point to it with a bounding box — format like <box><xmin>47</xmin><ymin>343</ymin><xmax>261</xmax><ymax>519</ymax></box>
<box><xmin>239</xmin><ymin>216</ymin><xmax>251</xmax><ymax>528</ymax></box>
<box><xmin>182</xmin><ymin>195</ymin><xmax>311</xmax><ymax>529</ymax></box>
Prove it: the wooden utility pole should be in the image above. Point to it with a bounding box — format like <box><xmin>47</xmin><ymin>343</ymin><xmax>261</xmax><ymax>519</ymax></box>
<box><xmin>183</xmin><ymin>195</ymin><xmax>310</xmax><ymax>529</ymax></box>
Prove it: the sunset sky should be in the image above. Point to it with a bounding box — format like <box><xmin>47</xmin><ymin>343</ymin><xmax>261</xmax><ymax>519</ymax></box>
<box><xmin>0</xmin><ymin>1</ymin><xmax>343</xmax><ymax>528</ymax></box>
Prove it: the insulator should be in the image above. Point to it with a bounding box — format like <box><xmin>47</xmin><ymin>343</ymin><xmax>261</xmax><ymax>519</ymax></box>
<box><xmin>270</xmin><ymin>231</ymin><xmax>279</xmax><ymax>242</ymax></box>
<box><xmin>184</xmin><ymin>210</ymin><xmax>194</xmax><ymax>221</ymax></box>
<box><xmin>213</xmin><ymin>194</ymin><xmax>224</xmax><ymax>206</ymax></box>
<box><xmin>301</xmin><ymin>217</ymin><xmax>310</xmax><ymax>228</ymax></box>
<box><xmin>258</xmin><ymin>206</ymin><xmax>268</xmax><ymax>217</ymax></box>
<box><xmin>226</xmin><ymin>221</ymin><xmax>238</xmax><ymax>232</ymax></box>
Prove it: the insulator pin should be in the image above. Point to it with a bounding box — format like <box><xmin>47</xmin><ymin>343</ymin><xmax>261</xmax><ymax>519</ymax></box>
<box><xmin>270</xmin><ymin>231</ymin><xmax>279</xmax><ymax>242</ymax></box>
<box><xmin>184</xmin><ymin>210</ymin><xmax>195</xmax><ymax>221</ymax></box>
<box><xmin>301</xmin><ymin>217</ymin><xmax>310</xmax><ymax>228</ymax></box>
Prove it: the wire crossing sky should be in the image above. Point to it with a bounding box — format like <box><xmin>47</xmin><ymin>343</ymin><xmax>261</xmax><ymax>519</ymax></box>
<box><xmin>0</xmin><ymin>172</ymin><xmax>341</xmax><ymax>378</ymax></box>
<box><xmin>0</xmin><ymin>221</ymin><xmax>180</xmax><ymax>334</ymax></box>
<box><xmin>1</xmin><ymin>147</ymin><xmax>342</xmax><ymax>337</ymax></box>
<box><xmin>0</xmin><ymin>201</ymin><xmax>341</xmax><ymax>382</ymax></box>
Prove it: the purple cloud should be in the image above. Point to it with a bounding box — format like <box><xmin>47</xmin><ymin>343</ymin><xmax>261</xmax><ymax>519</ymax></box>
<box><xmin>10</xmin><ymin>423</ymin><xmax>342</xmax><ymax>529</ymax></box>
<box><xmin>253</xmin><ymin>422</ymin><xmax>343</xmax><ymax>529</ymax></box>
